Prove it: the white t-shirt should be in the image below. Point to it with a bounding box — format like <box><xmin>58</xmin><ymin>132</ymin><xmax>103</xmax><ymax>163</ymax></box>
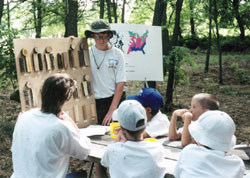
<box><xmin>145</xmin><ymin>111</ymin><xmax>170</xmax><ymax>138</ymax></box>
<box><xmin>245</xmin><ymin>174</ymin><xmax>250</xmax><ymax>178</ymax></box>
<box><xmin>11</xmin><ymin>108</ymin><xmax>91</xmax><ymax>178</ymax></box>
<box><xmin>177</xmin><ymin>127</ymin><xmax>184</xmax><ymax>134</ymax></box>
<box><xmin>101</xmin><ymin>141</ymin><xmax>167</xmax><ymax>178</ymax></box>
<box><xmin>174</xmin><ymin>144</ymin><xmax>245</xmax><ymax>178</ymax></box>
<box><xmin>89</xmin><ymin>45</ymin><xmax>126</xmax><ymax>99</ymax></box>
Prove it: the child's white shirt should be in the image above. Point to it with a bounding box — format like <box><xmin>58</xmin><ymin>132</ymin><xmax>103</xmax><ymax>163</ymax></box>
<box><xmin>101</xmin><ymin>141</ymin><xmax>167</xmax><ymax>178</ymax></box>
<box><xmin>174</xmin><ymin>144</ymin><xmax>245</xmax><ymax>178</ymax></box>
<box><xmin>89</xmin><ymin>45</ymin><xmax>126</xmax><ymax>99</ymax></box>
<box><xmin>145</xmin><ymin>111</ymin><xmax>170</xmax><ymax>138</ymax></box>
<box><xmin>11</xmin><ymin>108</ymin><xmax>91</xmax><ymax>178</ymax></box>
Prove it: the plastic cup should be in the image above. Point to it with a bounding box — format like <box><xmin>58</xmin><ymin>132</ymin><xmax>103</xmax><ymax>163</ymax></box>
<box><xmin>144</xmin><ymin>138</ymin><xmax>158</xmax><ymax>142</ymax></box>
<box><xmin>110</xmin><ymin>122</ymin><xmax>120</xmax><ymax>139</ymax></box>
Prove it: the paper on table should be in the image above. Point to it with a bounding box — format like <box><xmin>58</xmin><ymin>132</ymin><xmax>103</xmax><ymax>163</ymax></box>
<box><xmin>232</xmin><ymin>144</ymin><xmax>250</xmax><ymax>160</ymax></box>
<box><xmin>80</xmin><ymin>125</ymin><xmax>110</xmax><ymax>137</ymax></box>
<box><xmin>163</xmin><ymin>139</ymin><xmax>182</xmax><ymax>149</ymax></box>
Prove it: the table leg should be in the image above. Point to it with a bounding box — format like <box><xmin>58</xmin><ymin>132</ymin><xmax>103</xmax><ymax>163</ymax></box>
<box><xmin>88</xmin><ymin>162</ymin><xmax>95</xmax><ymax>178</ymax></box>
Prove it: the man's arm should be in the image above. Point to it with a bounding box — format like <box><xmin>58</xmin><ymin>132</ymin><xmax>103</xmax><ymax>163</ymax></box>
<box><xmin>102</xmin><ymin>82</ymin><xmax>125</xmax><ymax>125</ymax></box>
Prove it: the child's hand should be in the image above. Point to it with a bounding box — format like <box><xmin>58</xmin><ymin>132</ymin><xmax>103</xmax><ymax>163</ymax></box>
<box><xmin>182</xmin><ymin>112</ymin><xmax>193</xmax><ymax>122</ymax></box>
<box><xmin>173</xmin><ymin>109</ymin><xmax>189</xmax><ymax>117</ymax></box>
<box><xmin>115</xmin><ymin>128</ymin><xmax>127</xmax><ymax>143</ymax></box>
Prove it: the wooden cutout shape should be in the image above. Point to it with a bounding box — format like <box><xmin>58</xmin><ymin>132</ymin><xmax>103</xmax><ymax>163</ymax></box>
<box><xmin>82</xmin><ymin>82</ymin><xmax>89</xmax><ymax>96</ymax></box>
<box><xmin>44</xmin><ymin>53</ymin><xmax>52</xmax><ymax>70</ymax></box>
<box><xmin>57</xmin><ymin>53</ymin><xmax>63</xmax><ymax>69</ymax></box>
<box><xmin>73</xmin><ymin>85</ymin><xmax>80</xmax><ymax>99</ymax></box>
<box><xmin>37</xmin><ymin>53</ymin><xmax>43</xmax><ymax>70</ymax></box>
<box><xmin>90</xmin><ymin>104</ymin><xmax>96</xmax><ymax>118</ymax></box>
<box><xmin>50</xmin><ymin>53</ymin><xmax>55</xmax><ymax>70</ymax></box>
<box><xmin>74</xmin><ymin>105</ymin><xmax>80</xmax><ymax>123</ymax></box>
<box><xmin>23</xmin><ymin>89</ymin><xmax>30</xmax><ymax>108</ymax></box>
<box><xmin>44</xmin><ymin>46</ymin><xmax>53</xmax><ymax>71</ymax></box>
<box><xmin>82</xmin><ymin>105</ymin><xmax>87</xmax><ymax>121</ymax></box>
<box><xmin>32</xmin><ymin>47</ymin><xmax>40</xmax><ymax>72</ymax></box>
<box><xmin>19</xmin><ymin>57</ymin><xmax>27</xmax><ymax>72</ymax></box>
<box><xmin>83</xmin><ymin>50</ymin><xmax>89</xmax><ymax>66</ymax></box>
<box><xmin>62</xmin><ymin>52</ymin><xmax>68</xmax><ymax>69</ymax></box>
<box><xmin>21</xmin><ymin>48</ymin><xmax>32</xmax><ymax>72</ymax></box>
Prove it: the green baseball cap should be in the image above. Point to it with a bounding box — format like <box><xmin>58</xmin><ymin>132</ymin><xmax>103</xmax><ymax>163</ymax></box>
<box><xmin>84</xmin><ymin>19</ymin><xmax>114</xmax><ymax>38</ymax></box>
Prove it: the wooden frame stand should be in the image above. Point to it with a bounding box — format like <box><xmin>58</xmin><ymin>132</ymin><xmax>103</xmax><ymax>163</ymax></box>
<box><xmin>13</xmin><ymin>38</ymin><xmax>97</xmax><ymax>128</ymax></box>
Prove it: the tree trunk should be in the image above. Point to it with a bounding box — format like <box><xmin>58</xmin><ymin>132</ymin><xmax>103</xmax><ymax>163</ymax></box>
<box><xmin>165</xmin><ymin>0</ymin><xmax>184</xmax><ymax>111</ymax></box>
<box><xmin>121</xmin><ymin>0</ymin><xmax>126</xmax><ymax>23</ymax></box>
<box><xmin>0</xmin><ymin>0</ymin><xmax>4</xmax><ymax>25</ymax></box>
<box><xmin>106</xmin><ymin>0</ymin><xmax>112</xmax><ymax>23</ymax></box>
<box><xmin>204</xmin><ymin>0</ymin><xmax>212</xmax><ymax>73</ymax></box>
<box><xmin>152</xmin><ymin>0</ymin><xmax>167</xmax><ymax>26</ymax></box>
<box><xmin>162</xmin><ymin>2</ymin><xmax>169</xmax><ymax>55</ymax></box>
<box><xmin>112</xmin><ymin>0</ymin><xmax>118</xmax><ymax>23</ymax></box>
<box><xmin>189</xmin><ymin>0</ymin><xmax>195</xmax><ymax>38</ymax></box>
<box><xmin>147</xmin><ymin>0</ymin><xmax>168</xmax><ymax>89</ymax></box>
<box><xmin>7</xmin><ymin>0</ymin><xmax>10</xmax><ymax>29</ymax></box>
<box><xmin>213</xmin><ymin>0</ymin><xmax>223</xmax><ymax>84</ymax></box>
<box><xmin>162</xmin><ymin>28</ymin><xmax>170</xmax><ymax>76</ymax></box>
<box><xmin>232</xmin><ymin>0</ymin><xmax>245</xmax><ymax>40</ymax></box>
<box><xmin>36</xmin><ymin>0</ymin><xmax>42</xmax><ymax>38</ymax></box>
<box><xmin>33</xmin><ymin>0</ymin><xmax>42</xmax><ymax>38</ymax></box>
<box><xmin>100</xmin><ymin>0</ymin><xmax>104</xmax><ymax>19</ymax></box>
<box><xmin>64</xmin><ymin>0</ymin><xmax>78</xmax><ymax>37</ymax></box>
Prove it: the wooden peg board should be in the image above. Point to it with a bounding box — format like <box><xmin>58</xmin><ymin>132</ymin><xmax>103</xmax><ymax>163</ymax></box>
<box><xmin>13</xmin><ymin>38</ymin><xmax>97</xmax><ymax>128</ymax></box>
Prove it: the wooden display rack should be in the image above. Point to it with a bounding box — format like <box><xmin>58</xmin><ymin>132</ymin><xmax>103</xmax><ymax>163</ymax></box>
<box><xmin>13</xmin><ymin>37</ymin><xmax>97</xmax><ymax>128</ymax></box>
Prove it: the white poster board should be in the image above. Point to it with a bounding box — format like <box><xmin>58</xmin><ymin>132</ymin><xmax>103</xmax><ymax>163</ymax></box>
<box><xmin>110</xmin><ymin>24</ymin><xmax>163</xmax><ymax>81</ymax></box>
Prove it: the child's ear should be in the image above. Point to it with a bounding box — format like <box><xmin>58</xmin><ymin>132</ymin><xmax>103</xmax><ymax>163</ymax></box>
<box><xmin>145</xmin><ymin>107</ymin><xmax>152</xmax><ymax>113</ymax></box>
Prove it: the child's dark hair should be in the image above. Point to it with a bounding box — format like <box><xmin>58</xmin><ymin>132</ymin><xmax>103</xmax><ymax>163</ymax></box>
<box><xmin>193</xmin><ymin>93</ymin><xmax>219</xmax><ymax>110</ymax></box>
<box><xmin>123</xmin><ymin>119</ymin><xmax>145</xmax><ymax>138</ymax></box>
<box><xmin>41</xmin><ymin>73</ymin><xmax>76</xmax><ymax>115</ymax></box>
<box><xmin>142</xmin><ymin>105</ymin><xmax>159</xmax><ymax>117</ymax></box>
<box><xmin>150</xmin><ymin>109</ymin><xmax>159</xmax><ymax>117</ymax></box>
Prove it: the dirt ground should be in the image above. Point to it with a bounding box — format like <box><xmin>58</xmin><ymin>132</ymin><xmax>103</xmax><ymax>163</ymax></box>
<box><xmin>0</xmin><ymin>53</ymin><xmax>249</xmax><ymax>177</ymax></box>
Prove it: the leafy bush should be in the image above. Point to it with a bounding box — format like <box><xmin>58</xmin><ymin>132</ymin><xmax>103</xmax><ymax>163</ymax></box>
<box><xmin>0</xmin><ymin>28</ymin><xmax>18</xmax><ymax>91</ymax></box>
<box><xmin>0</xmin><ymin>118</ymin><xmax>16</xmax><ymax>142</ymax></box>
<box><xmin>179</xmin><ymin>36</ymin><xmax>250</xmax><ymax>52</ymax></box>
<box><xmin>164</xmin><ymin>46</ymin><xmax>195</xmax><ymax>87</ymax></box>
<box><xmin>230</xmin><ymin>62</ymin><xmax>250</xmax><ymax>84</ymax></box>
<box><xmin>196</xmin><ymin>78</ymin><xmax>218</xmax><ymax>93</ymax></box>
<box><xmin>219</xmin><ymin>85</ymin><xmax>236</xmax><ymax>96</ymax></box>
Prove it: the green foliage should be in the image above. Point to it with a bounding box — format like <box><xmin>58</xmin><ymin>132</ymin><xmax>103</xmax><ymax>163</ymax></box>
<box><xmin>164</xmin><ymin>46</ymin><xmax>194</xmax><ymax>87</ymax></box>
<box><xmin>0</xmin><ymin>28</ymin><xmax>18</xmax><ymax>91</ymax></box>
<box><xmin>219</xmin><ymin>85</ymin><xmax>236</xmax><ymax>96</ymax></box>
<box><xmin>198</xmin><ymin>78</ymin><xmax>218</xmax><ymax>93</ymax></box>
<box><xmin>220</xmin><ymin>36</ymin><xmax>250</xmax><ymax>52</ymax></box>
<box><xmin>230</xmin><ymin>62</ymin><xmax>250</xmax><ymax>84</ymax></box>
<box><xmin>0</xmin><ymin>118</ymin><xmax>15</xmax><ymax>141</ymax></box>
<box><xmin>128</xmin><ymin>0</ymin><xmax>155</xmax><ymax>24</ymax></box>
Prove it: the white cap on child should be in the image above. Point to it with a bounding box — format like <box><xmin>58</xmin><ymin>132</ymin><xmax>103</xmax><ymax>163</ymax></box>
<box><xmin>189</xmin><ymin>110</ymin><xmax>236</xmax><ymax>152</ymax></box>
<box><xmin>112</xmin><ymin>100</ymin><xmax>147</xmax><ymax>131</ymax></box>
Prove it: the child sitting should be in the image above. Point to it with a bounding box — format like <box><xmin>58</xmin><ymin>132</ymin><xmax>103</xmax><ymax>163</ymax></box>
<box><xmin>174</xmin><ymin>110</ymin><xmax>245</xmax><ymax>178</ymax></box>
<box><xmin>127</xmin><ymin>88</ymin><xmax>170</xmax><ymax>138</ymax></box>
<box><xmin>101</xmin><ymin>100</ymin><xmax>167</xmax><ymax>178</ymax></box>
<box><xmin>168</xmin><ymin>93</ymin><xmax>219</xmax><ymax>147</ymax></box>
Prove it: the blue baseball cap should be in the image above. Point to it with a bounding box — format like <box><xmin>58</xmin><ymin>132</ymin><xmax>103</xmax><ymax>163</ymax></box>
<box><xmin>127</xmin><ymin>88</ymin><xmax>164</xmax><ymax>110</ymax></box>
